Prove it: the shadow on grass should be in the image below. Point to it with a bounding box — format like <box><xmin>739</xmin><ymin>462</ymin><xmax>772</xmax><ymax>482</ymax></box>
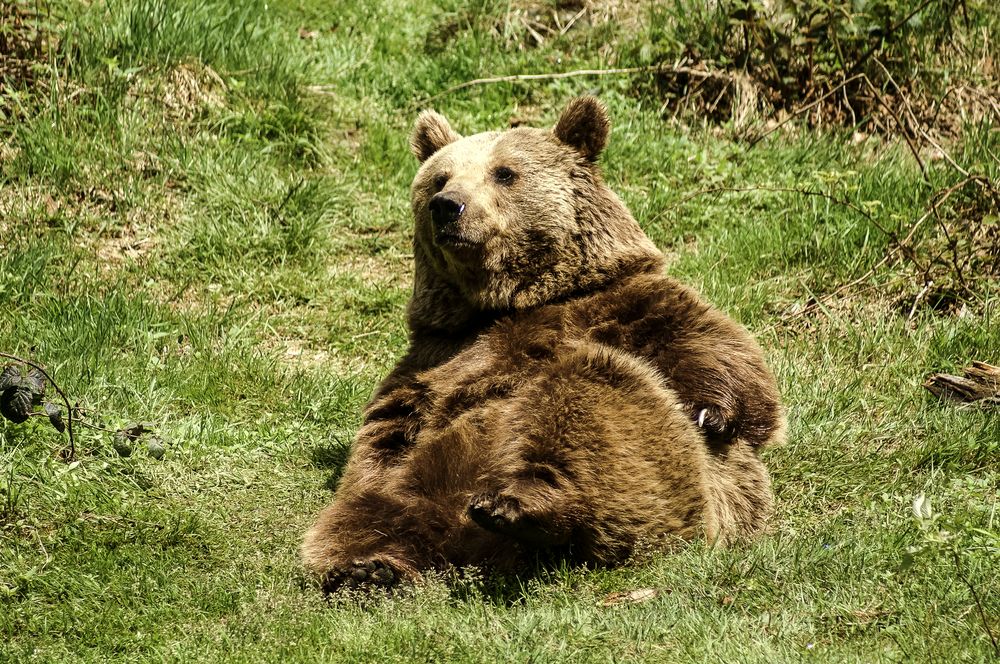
<box><xmin>309</xmin><ymin>439</ymin><xmax>351</xmax><ymax>492</ymax></box>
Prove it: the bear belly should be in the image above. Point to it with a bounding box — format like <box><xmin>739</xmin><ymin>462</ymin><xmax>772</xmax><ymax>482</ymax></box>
<box><xmin>302</xmin><ymin>332</ymin><xmax>736</xmax><ymax>591</ymax></box>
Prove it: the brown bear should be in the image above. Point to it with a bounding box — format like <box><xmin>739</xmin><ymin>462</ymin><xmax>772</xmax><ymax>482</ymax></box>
<box><xmin>301</xmin><ymin>97</ymin><xmax>786</xmax><ymax>592</ymax></box>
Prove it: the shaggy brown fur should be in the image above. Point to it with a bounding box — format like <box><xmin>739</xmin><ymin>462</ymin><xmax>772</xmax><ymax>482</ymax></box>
<box><xmin>302</xmin><ymin>97</ymin><xmax>785</xmax><ymax>592</ymax></box>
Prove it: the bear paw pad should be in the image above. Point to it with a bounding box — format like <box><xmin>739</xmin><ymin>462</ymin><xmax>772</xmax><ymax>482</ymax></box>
<box><xmin>322</xmin><ymin>559</ymin><xmax>397</xmax><ymax>593</ymax></box>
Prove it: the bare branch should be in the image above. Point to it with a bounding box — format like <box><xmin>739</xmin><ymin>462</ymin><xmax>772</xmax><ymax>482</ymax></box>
<box><xmin>951</xmin><ymin>548</ymin><xmax>1000</xmax><ymax>656</ymax></box>
<box><xmin>745</xmin><ymin>74</ymin><xmax>866</xmax><ymax>148</ymax></box>
<box><xmin>408</xmin><ymin>63</ymin><xmax>733</xmax><ymax>110</ymax></box>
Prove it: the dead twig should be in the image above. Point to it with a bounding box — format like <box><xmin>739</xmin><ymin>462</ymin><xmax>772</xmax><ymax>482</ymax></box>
<box><xmin>862</xmin><ymin>74</ymin><xmax>929</xmax><ymax>182</ymax></box>
<box><xmin>559</xmin><ymin>7</ymin><xmax>587</xmax><ymax>36</ymax></box>
<box><xmin>951</xmin><ymin>548</ymin><xmax>1000</xmax><ymax>657</ymax></box>
<box><xmin>656</xmin><ymin>182</ymin><xmax>974</xmax><ymax>323</ymax></box>
<box><xmin>900</xmin><ymin>177</ymin><xmax>975</xmax><ymax>248</ymax></box>
<box><xmin>779</xmin><ymin>253</ymin><xmax>895</xmax><ymax>321</ymax></box>
<box><xmin>655</xmin><ymin>185</ymin><xmax>899</xmax><ymax>244</ymax></box>
<box><xmin>745</xmin><ymin>74</ymin><xmax>866</xmax><ymax>148</ymax></box>
<box><xmin>843</xmin><ymin>0</ymin><xmax>939</xmax><ymax>80</ymax></box>
<box><xmin>411</xmin><ymin>62</ymin><xmax>733</xmax><ymax>110</ymax></box>
<box><xmin>924</xmin><ymin>361</ymin><xmax>1000</xmax><ymax>405</ymax></box>
<box><xmin>907</xmin><ymin>280</ymin><xmax>934</xmax><ymax>321</ymax></box>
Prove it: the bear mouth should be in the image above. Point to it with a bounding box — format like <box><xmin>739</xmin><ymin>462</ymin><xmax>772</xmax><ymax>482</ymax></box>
<box><xmin>434</xmin><ymin>228</ymin><xmax>483</xmax><ymax>254</ymax></box>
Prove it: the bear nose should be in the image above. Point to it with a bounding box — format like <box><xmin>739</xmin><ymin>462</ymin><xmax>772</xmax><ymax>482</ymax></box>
<box><xmin>429</xmin><ymin>192</ymin><xmax>465</xmax><ymax>227</ymax></box>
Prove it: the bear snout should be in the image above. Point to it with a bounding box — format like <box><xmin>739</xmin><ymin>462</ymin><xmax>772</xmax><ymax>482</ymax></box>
<box><xmin>429</xmin><ymin>191</ymin><xmax>466</xmax><ymax>229</ymax></box>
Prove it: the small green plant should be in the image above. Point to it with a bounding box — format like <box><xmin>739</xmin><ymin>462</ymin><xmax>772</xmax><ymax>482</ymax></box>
<box><xmin>0</xmin><ymin>353</ymin><xmax>165</xmax><ymax>461</ymax></box>
<box><xmin>905</xmin><ymin>493</ymin><xmax>1000</xmax><ymax>656</ymax></box>
<box><xmin>0</xmin><ymin>354</ymin><xmax>73</xmax><ymax>458</ymax></box>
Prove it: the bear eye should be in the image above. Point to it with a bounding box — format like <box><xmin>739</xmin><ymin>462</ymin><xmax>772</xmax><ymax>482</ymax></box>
<box><xmin>433</xmin><ymin>174</ymin><xmax>449</xmax><ymax>192</ymax></box>
<box><xmin>493</xmin><ymin>166</ymin><xmax>517</xmax><ymax>186</ymax></box>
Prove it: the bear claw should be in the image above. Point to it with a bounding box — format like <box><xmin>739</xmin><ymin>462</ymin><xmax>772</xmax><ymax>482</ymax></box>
<box><xmin>688</xmin><ymin>404</ymin><xmax>735</xmax><ymax>442</ymax></box>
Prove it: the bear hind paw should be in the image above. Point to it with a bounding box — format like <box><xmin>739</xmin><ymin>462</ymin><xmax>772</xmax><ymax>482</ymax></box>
<box><xmin>321</xmin><ymin>558</ymin><xmax>398</xmax><ymax>594</ymax></box>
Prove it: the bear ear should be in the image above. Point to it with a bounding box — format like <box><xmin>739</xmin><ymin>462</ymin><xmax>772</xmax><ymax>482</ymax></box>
<box><xmin>410</xmin><ymin>110</ymin><xmax>461</xmax><ymax>163</ymax></box>
<box><xmin>553</xmin><ymin>96</ymin><xmax>610</xmax><ymax>161</ymax></box>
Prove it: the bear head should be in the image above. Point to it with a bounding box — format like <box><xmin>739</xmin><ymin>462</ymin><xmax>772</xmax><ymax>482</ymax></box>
<box><xmin>407</xmin><ymin>96</ymin><xmax>663</xmax><ymax>334</ymax></box>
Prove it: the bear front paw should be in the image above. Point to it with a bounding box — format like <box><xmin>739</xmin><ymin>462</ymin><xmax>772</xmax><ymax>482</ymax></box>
<box><xmin>467</xmin><ymin>492</ymin><xmax>567</xmax><ymax>547</ymax></box>
<box><xmin>688</xmin><ymin>404</ymin><xmax>737</xmax><ymax>442</ymax></box>
<box><xmin>468</xmin><ymin>493</ymin><xmax>522</xmax><ymax>532</ymax></box>
<box><xmin>321</xmin><ymin>558</ymin><xmax>398</xmax><ymax>594</ymax></box>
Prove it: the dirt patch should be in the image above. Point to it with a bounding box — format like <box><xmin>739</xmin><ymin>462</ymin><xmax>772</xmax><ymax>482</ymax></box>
<box><xmin>157</xmin><ymin>280</ymin><xmax>236</xmax><ymax>316</ymax></box>
<box><xmin>271</xmin><ymin>339</ymin><xmax>331</xmax><ymax>368</ymax></box>
<box><xmin>127</xmin><ymin>61</ymin><xmax>227</xmax><ymax>125</ymax></box>
<box><xmin>160</xmin><ymin>62</ymin><xmax>226</xmax><ymax>120</ymax></box>
<box><xmin>327</xmin><ymin>254</ymin><xmax>410</xmax><ymax>288</ymax></box>
<box><xmin>91</xmin><ymin>222</ymin><xmax>157</xmax><ymax>266</ymax></box>
<box><xmin>0</xmin><ymin>1</ymin><xmax>50</xmax><ymax>99</ymax></box>
<box><xmin>0</xmin><ymin>179</ymin><xmax>177</xmax><ymax>267</ymax></box>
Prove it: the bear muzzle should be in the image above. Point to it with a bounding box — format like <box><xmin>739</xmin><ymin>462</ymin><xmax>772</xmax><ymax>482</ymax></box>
<box><xmin>429</xmin><ymin>191</ymin><xmax>484</xmax><ymax>253</ymax></box>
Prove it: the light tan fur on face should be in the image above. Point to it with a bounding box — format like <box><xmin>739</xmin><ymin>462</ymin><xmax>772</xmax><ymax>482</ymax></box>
<box><xmin>408</xmin><ymin>123</ymin><xmax>661</xmax><ymax>334</ymax></box>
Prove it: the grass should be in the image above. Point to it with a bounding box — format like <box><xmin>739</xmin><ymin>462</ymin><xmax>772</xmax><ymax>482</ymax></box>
<box><xmin>1</xmin><ymin>0</ymin><xmax>998</xmax><ymax>661</ymax></box>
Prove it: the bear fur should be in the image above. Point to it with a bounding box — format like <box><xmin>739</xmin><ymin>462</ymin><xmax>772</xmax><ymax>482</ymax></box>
<box><xmin>302</xmin><ymin>97</ymin><xmax>786</xmax><ymax>592</ymax></box>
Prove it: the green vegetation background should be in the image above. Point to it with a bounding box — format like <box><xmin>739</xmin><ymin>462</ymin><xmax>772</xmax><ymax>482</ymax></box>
<box><xmin>1</xmin><ymin>0</ymin><xmax>997</xmax><ymax>661</ymax></box>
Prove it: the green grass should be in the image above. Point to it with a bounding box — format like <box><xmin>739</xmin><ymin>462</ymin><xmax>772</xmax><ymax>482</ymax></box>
<box><xmin>1</xmin><ymin>0</ymin><xmax>998</xmax><ymax>661</ymax></box>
